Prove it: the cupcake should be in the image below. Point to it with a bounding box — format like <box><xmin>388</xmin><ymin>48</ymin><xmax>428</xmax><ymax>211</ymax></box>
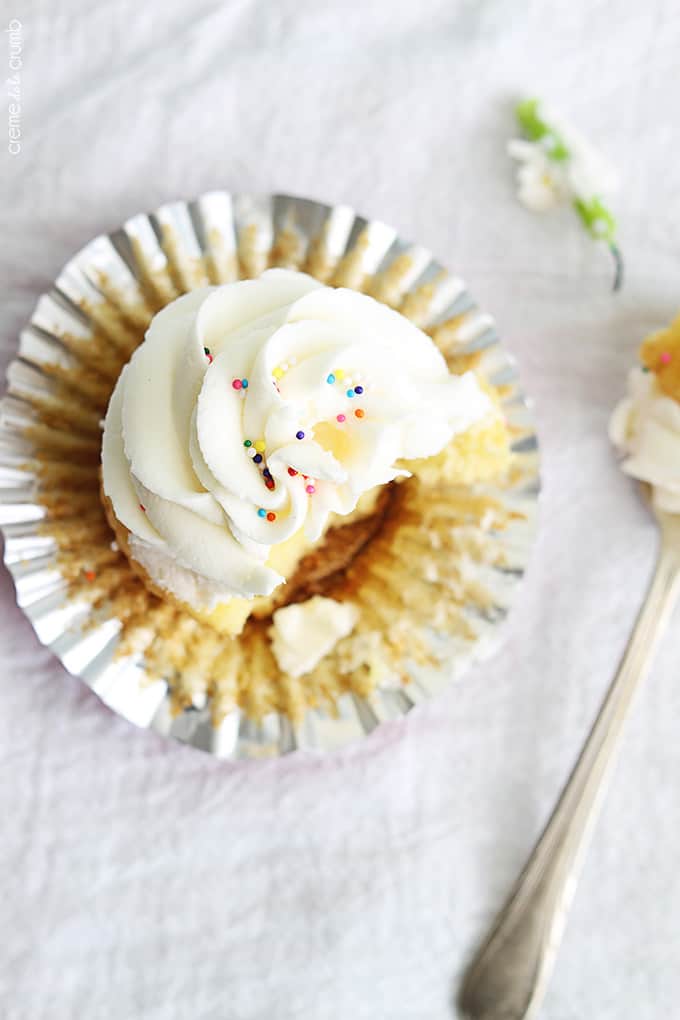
<box><xmin>1</xmin><ymin>194</ymin><xmax>533</xmax><ymax>744</ymax></box>
<box><xmin>102</xmin><ymin>268</ymin><xmax>498</xmax><ymax>653</ymax></box>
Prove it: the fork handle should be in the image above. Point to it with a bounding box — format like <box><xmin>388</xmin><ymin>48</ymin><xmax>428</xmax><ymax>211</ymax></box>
<box><xmin>459</xmin><ymin>531</ymin><xmax>680</xmax><ymax>1020</ymax></box>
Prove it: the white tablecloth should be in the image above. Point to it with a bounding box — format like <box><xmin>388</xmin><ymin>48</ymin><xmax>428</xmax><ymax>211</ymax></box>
<box><xmin>2</xmin><ymin>2</ymin><xmax>680</xmax><ymax>1017</ymax></box>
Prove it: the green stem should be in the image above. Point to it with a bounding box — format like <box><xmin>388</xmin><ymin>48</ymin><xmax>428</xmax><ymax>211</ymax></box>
<box><xmin>610</xmin><ymin>244</ymin><xmax>624</xmax><ymax>292</ymax></box>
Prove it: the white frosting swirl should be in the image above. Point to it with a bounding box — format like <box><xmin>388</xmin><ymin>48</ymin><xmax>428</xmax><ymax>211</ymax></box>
<box><xmin>610</xmin><ymin>365</ymin><xmax>680</xmax><ymax>512</ymax></box>
<box><xmin>102</xmin><ymin>269</ymin><xmax>491</xmax><ymax>606</ymax></box>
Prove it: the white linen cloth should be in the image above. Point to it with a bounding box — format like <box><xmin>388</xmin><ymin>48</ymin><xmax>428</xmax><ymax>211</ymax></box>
<box><xmin>2</xmin><ymin>2</ymin><xmax>680</xmax><ymax>1017</ymax></box>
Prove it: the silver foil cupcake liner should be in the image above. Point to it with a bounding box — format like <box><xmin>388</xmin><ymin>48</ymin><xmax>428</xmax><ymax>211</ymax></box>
<box><xmin>0</xmin><ymin>192</ymin><xmax>540</xmax><ymax>757</ymax></box>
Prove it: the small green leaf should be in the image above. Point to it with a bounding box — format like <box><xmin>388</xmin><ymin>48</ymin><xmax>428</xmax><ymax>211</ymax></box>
<box><xmin>516</xmin><ymin>98</ymin><xmax>570</xmax><ymax>162</ymax></box>
<box><xmin>550</xmin><ymin>139</ymin><xmax>570</xmax><ymax>162</ymax></box>
<box><xmin>573</xmin><ymin>196</ymin><xmax>617</xmax><ymax>243</ymax></box>
<box><xmin>516</xmin><ymin>98</ymin><xmax>548</xmax><ymax>141</ymax></box>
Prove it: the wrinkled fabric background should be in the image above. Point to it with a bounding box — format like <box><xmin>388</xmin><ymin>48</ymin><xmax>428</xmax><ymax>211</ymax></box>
<box><xmin>2</xmin><ymin>2</ymin><xmax>680</xmax><ymax>1018</ymax></box>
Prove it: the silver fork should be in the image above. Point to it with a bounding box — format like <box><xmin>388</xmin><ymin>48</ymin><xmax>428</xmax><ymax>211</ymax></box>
<box><xmin>459</xmin><ymin>491</ymin><xmax>680</xmax><ymax>1020</ymax></box>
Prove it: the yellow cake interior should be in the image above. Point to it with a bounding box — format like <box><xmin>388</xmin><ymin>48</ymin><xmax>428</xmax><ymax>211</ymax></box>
<box><xmin>640</xmin><ymin>312</ymin><xmax>680</xmax><ymax>402</ymax></box>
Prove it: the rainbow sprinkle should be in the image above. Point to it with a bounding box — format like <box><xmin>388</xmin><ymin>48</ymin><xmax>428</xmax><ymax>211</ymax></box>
<box><xmin>336</xmin><ymin>414</ymin><xmax>346</xmax><ymax>423</ymax></box>
<box><xmin>296</xmin><ymin>430</ymin><xmax>305</xmax><ymax>440</ymax></box>
<box><xmin>354</xmin><ymin>385</ymin><xmax>364</xmax><ymax>395</ymax></box>
<box><xmin>232</xmin><ymin>377</ymin><xmax>249</xmax><ymax>390</ymax></box>
<box><xmin>660</xmin><ymin>351</ymin><xmax>672</xmax><ymax>365</ymax></box>
<box><xmin>204</xmin><ymin>346</ymin><xmax>213</xmax><ymax>364</ymax></box>
<box><xmin>326</xmin><ymin>373</ymin><xmax>335</xmax><ymax>384</ymax></box>
<box><xmin>354</xmin><ymin>408</ymin><xmax>365</xmax><ymax>419</ymax></box>
<box><xmin>305</xmin><ymin>484</ymin><xmax>316</xmax><ymax>495</ymax></box>
<box><xmin>266</xmin><ymin>512</ymin><xmax>276</xmax><ymax>522</ymax></box>
<box><xmin>257</xmin><ymin>508</ymin><xmax>266</xmax><ymax>518</ymax></box>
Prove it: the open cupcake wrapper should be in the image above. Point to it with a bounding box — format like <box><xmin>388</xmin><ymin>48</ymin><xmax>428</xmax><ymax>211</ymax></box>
<box><xmin>0</xmin><ymin>192</ymin><xmax>540</xmax><ymax>758</ymax></box>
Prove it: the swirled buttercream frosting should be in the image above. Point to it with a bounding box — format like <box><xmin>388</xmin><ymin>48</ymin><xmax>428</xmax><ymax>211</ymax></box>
<box><xmin>102</xmin><ymin>269</ymin><xmax>492</xmax><ymax>607</ymax></box>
